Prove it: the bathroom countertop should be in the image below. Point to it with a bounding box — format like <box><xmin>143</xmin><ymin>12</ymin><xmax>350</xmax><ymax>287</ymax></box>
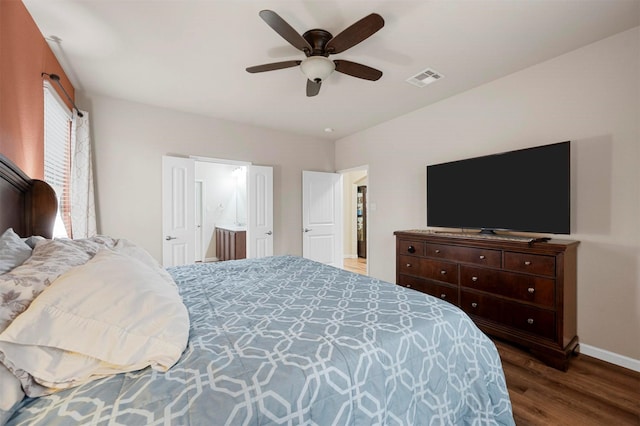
<box><xmin>216</xmin><ymin>224</ymin><xmax>247</xmax><ymax>232</ymax></box>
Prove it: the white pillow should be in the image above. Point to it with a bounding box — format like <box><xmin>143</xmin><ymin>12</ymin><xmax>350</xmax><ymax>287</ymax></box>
<box><xmin>113</xmin><ymin>238</ymin><xmax>177</xmax><ymax>289</ymax></box>
<box><xmin>0</xmin><ymin>362</ymin><xmax>23</xmax><ymax>424</ymax></box>
<box><xmin>0</xmin><ymin>236</ymin><xmax>109</xmax><ymax>412</ymax></box>
<box><xmin>0</xmin><ymin>228</ymin><xmax>32</xmax><ymax>274</ymax></box>
<box><xmin>0</xmin><ymin>238</ymin><xmax>103</xmax><ymax>336</ymax></box>
<box><xmin>0</xmin><ymin>248</ymin><xmax>189</xmax><ymax>395</ymax></box>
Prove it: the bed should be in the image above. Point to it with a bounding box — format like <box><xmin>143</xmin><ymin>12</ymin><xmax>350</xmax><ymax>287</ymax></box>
<box><xmin>0</xmin><ymin>154</ymin><xmax>514</xmax><ymax>425</ymax></box>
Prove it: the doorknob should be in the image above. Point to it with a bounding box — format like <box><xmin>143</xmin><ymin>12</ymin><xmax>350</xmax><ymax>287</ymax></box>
<box><xmin>303</xmin><ymin>228</ymin><xmax>312</xmax><ymax>232</ymax></box>
<box><xmin>265</xmin><ymin>231</ymin><xmax>273</xmax><ymax>235</ymax></box>
<box><xmin>165</xmin><ymin>236</ymin><xmax>177</xmax><ymax>241</ymax></box>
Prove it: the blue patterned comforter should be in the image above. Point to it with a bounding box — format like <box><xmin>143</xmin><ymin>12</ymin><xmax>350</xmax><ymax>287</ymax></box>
<box><xmin>8</xmin><ymin>256</ymin><xmax>513</xmax><ymax>425</ymax></box>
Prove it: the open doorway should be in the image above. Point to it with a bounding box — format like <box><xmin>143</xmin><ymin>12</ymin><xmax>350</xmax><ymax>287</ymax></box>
<box><xmin>162</xmin><ymin>155</ymin><xmax>273</xmax><ymax>267</ymax></box>
<box><xmin>341</xmin><ymin>166</ymin><xmax>368</xmax><ymax>276</ymax></box>
<box><xmin>194</xmin><ymin>161</ymin><xmax>247</xmax><ymax>262</ymax></box>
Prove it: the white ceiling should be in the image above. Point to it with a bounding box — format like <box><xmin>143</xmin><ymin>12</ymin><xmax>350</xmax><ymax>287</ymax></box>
<box><xmin>23</xmin><ymin>0</ymin><xmax>640</xmax><ymax>141</ymax></box>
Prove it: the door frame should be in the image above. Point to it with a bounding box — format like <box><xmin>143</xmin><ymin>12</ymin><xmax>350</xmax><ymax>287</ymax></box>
<box><xmin>338</xmin><ymin>165</ymin><xmax>369</xmax><ymax>275</ymax></box>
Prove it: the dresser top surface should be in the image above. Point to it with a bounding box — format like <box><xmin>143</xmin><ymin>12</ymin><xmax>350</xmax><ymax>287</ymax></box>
<box><xmin>394</xmin><ymin>229</ymin><xmax>579</xmax><ymax>251</ymax></box>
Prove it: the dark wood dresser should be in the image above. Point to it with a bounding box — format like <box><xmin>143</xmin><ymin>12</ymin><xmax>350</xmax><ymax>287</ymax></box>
<box><xmin>394</xmin><ymin>230</ymin><xmax>579</xmax><ymax>370</ymax></box>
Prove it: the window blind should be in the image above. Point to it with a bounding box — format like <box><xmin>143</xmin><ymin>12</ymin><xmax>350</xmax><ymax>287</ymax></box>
<box><xmin>43</xmin><ymin>82</ymin><xmax>72</xmax><ymax>238</ymax></box>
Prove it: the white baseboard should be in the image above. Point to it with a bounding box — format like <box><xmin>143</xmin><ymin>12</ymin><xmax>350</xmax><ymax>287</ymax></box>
<box><xmin>344</xmin><ymin>254</ymin><xmax>357</xmax><ymax>259</ymax></box>
<box><xmin>579</xmin><ymin>344</ymin><xmax>640</xmax><ymax>372</ymax></box>
<box><xmin>204</xmin><ymin>257</ymin><xmax>219</xmax><ymax>263</ymax></box>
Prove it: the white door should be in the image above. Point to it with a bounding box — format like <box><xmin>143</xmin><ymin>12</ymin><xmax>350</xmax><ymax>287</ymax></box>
<box><xmin>302</xmin><ymin>171</ymin><xmax>343</xmax><ymax>267</ymax></box>
<box><xmin>195</xmin><ymin>180</ymin><xmax>203</xmax><ymax>262</ymax></box>
<box><xmin>162</xmin><ymin>156</ymin><xmax>195</xmax><ymax>267</ymax></box>
<box><xmin>247</xmin><ymin>165</ymin><xmax>273</xmax><ymax>258</ymax></box>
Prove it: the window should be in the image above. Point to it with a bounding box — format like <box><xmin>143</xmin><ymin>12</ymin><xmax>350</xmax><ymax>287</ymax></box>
<box><xmin>43</xmin><ymin>82</ymin><xmax>72</xmax><ymax>238</ymax></box>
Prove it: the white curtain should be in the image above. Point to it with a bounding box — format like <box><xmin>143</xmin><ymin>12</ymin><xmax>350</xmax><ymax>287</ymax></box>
<box><xmin>70</xmin><ymin>110</ymin><xmax>97</xmax><ymax>238</ymax></box>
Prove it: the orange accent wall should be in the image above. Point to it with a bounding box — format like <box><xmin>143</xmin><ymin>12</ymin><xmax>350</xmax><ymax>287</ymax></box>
<box><xmin>0</xmin><ymin>0</ymin><xmax>75</xmax><ymax>179</ymax></box>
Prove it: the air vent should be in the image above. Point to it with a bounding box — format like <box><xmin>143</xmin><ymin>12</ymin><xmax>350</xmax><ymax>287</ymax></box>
<box><xmin>406</xmin><ymin>68</ymin><xmax>444</xmax><ymax>88</ymax></box>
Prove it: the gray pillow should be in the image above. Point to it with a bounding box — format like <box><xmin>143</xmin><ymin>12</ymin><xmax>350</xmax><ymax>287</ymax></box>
<box><xmin>23</xmin><ymin>235</ymin><xmax>46</xmax><ymax>249</ymax></box>
<box><xmin>0</xmin><ymin>228</ymin><xmax>32</xmax><ymax>274</ymax></box>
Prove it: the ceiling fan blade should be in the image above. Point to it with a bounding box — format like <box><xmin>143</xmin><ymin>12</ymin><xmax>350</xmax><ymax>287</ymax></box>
<box><xmin>326</xmin><ymin>13</ymin><xmax>384</xmax><ymax>54</ymax></box>
<box><xmin>246</xmin><ymin>60</ymin><xmax>302</xmax><ymax>73</ymax></box>
<box><xmin>334</xmin><ymin>60</ymin><xmax>382</xmax><ymax>81</ymax></box>
<box><xmin>259</xmin><ymin>10</ymin><xmax>313</xmax><ymax>54</ymax></box>
<box><xmin>306</xmin><ymin>79</ymin><xmax>321</xmax><ymax>97</ymax></box>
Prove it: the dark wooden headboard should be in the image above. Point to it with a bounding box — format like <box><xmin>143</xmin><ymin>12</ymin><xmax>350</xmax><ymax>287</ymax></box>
<box><xmin>0</xmin><ymin>154</ymin><xmax>57</xmax><ymax>238</ymax></box>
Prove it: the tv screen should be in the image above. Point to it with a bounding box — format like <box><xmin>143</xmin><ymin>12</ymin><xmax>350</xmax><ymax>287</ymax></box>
<box><xmin>426</xmin><ymin>141</ymin><xmax>570</xmax><ymax>234</ymax></box>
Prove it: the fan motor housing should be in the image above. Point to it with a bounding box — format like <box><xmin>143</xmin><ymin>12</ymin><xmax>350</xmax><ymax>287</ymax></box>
<box><xmin>302</xmin><ymin>29</ymin><xmax>333</xmax><ymax>56</ymax></box>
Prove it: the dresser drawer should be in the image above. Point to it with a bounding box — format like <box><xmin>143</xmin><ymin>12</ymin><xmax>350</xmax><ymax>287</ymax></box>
<box><xmin>460</xmin><ymin>266</ymin><xmax>555</xmax><ymax>308</ymax></box>
<box><xmin>426</xmin><ymin>243</ymin><xmax>501</xmax><ymax>268</ymax></box>
<box><xmin>399</xmin><ymin>256</ymin><xmax>458</xmax><ymax>284</ymax></box>
<box><xmin>398</xmin><ymin>239</ymin><xmax>425</xmax><ymax>257</ymax></box>
<box><xmin>461</xmin><ymin>291</ymin><xmax>556</xmax><ymax>340</ymax></box>
<box><xmin>398</xmin><ymin>275</ymin><xmax>458</xmax><ymax>304</ymax></box>
<box><xmin>504</xmin><ymin>251</ymin><xmax>555</xmax><ymax>276</ymax></box>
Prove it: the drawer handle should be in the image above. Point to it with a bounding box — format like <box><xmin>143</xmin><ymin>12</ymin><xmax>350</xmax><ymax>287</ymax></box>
<box><xmin>435</xmin><ymin>249</ymin><xmax>441</xmax><ymax>254</ymax></box>
<box><xmin>440</xmin><ymin>270</ymin><xmax>447</xmax><ymax>275</ymax></box>
<box><xmin>406</xmin><ymin>263</ymin><xmax>412</xmax><ymax>268</ymax></box>
<box><xmin>471</xmin><ymin>302</ymin><xmax>478</xmax><ymax>308</ymax></box>
<box><xmin>524</xmin><ymin>261</ymin><xmax>532</xmax><ymax>266</ymax></box>
<box><xmin>479</xmin><ymin>255</ymin><xmax>486</xmax><ymax>260</ymax></box>
<box><xmin>407</xmin><ymin>245</ymin><xmax>416</xmax><ymax>254</ymax></box>
<box><xmin>471</xmin><ymin>276</ymin><xmax>478</xmax><ymax>282</ymax></box>
<box><xmin>528</xmin><ymin>287</ymin><xmax>535</xmax><ymax>294</ymax></box>
<box><xmin>440</xmin><ymin>293</ymin><xmax>446</xmax><ymax>299</ymax></box>
<box><xmin>527</xmin><ymin>318</ymin><xmax>534</xmax><ymax>325</ymax></box>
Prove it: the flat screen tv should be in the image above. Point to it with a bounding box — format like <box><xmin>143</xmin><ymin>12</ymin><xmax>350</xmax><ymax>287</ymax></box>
<box><xmin>426</xmin><ymin>141</ymin><xmax>570</xmax><ymax>234</ymax></box>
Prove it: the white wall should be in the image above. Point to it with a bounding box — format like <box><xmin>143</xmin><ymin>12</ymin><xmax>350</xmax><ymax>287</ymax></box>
<box><xmin>335</xmin><ymin>27</ymin><xmax>640</xmax><ymax>361</ymax></box>
<box><xmin>80</xmin><ymin>94</ymin><xmax>334</xmax><ymax>261</ymax></box>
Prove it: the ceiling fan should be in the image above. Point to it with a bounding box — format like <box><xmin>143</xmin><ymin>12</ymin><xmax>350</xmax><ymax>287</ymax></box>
<box><xmin>246</xmin><ymin>10</ymin><xmax>384</xmax><ymax>97</ymax></box>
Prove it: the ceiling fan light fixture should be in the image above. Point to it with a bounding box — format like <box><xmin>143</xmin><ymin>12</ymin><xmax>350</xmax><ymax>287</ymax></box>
<box><xmin>300</xmin><ymin>56</ymin><xmax>335</xmax><ymax>82</ymax></box>
<box><xmin>247</xmin><ymin>10</ymin><xmax>384</xmax><ymax>95</ymax></box>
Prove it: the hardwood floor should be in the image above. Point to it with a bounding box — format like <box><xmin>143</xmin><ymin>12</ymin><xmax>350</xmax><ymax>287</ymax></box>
<box><xmin>495</xmin><ymin>339</ymin><xmax>640</xmax><ymax>425</ymax></box>
<box><xmin>343</xmin><ymin>257</ymin><xmax>367</xmax><ymax>275</ymax></box>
